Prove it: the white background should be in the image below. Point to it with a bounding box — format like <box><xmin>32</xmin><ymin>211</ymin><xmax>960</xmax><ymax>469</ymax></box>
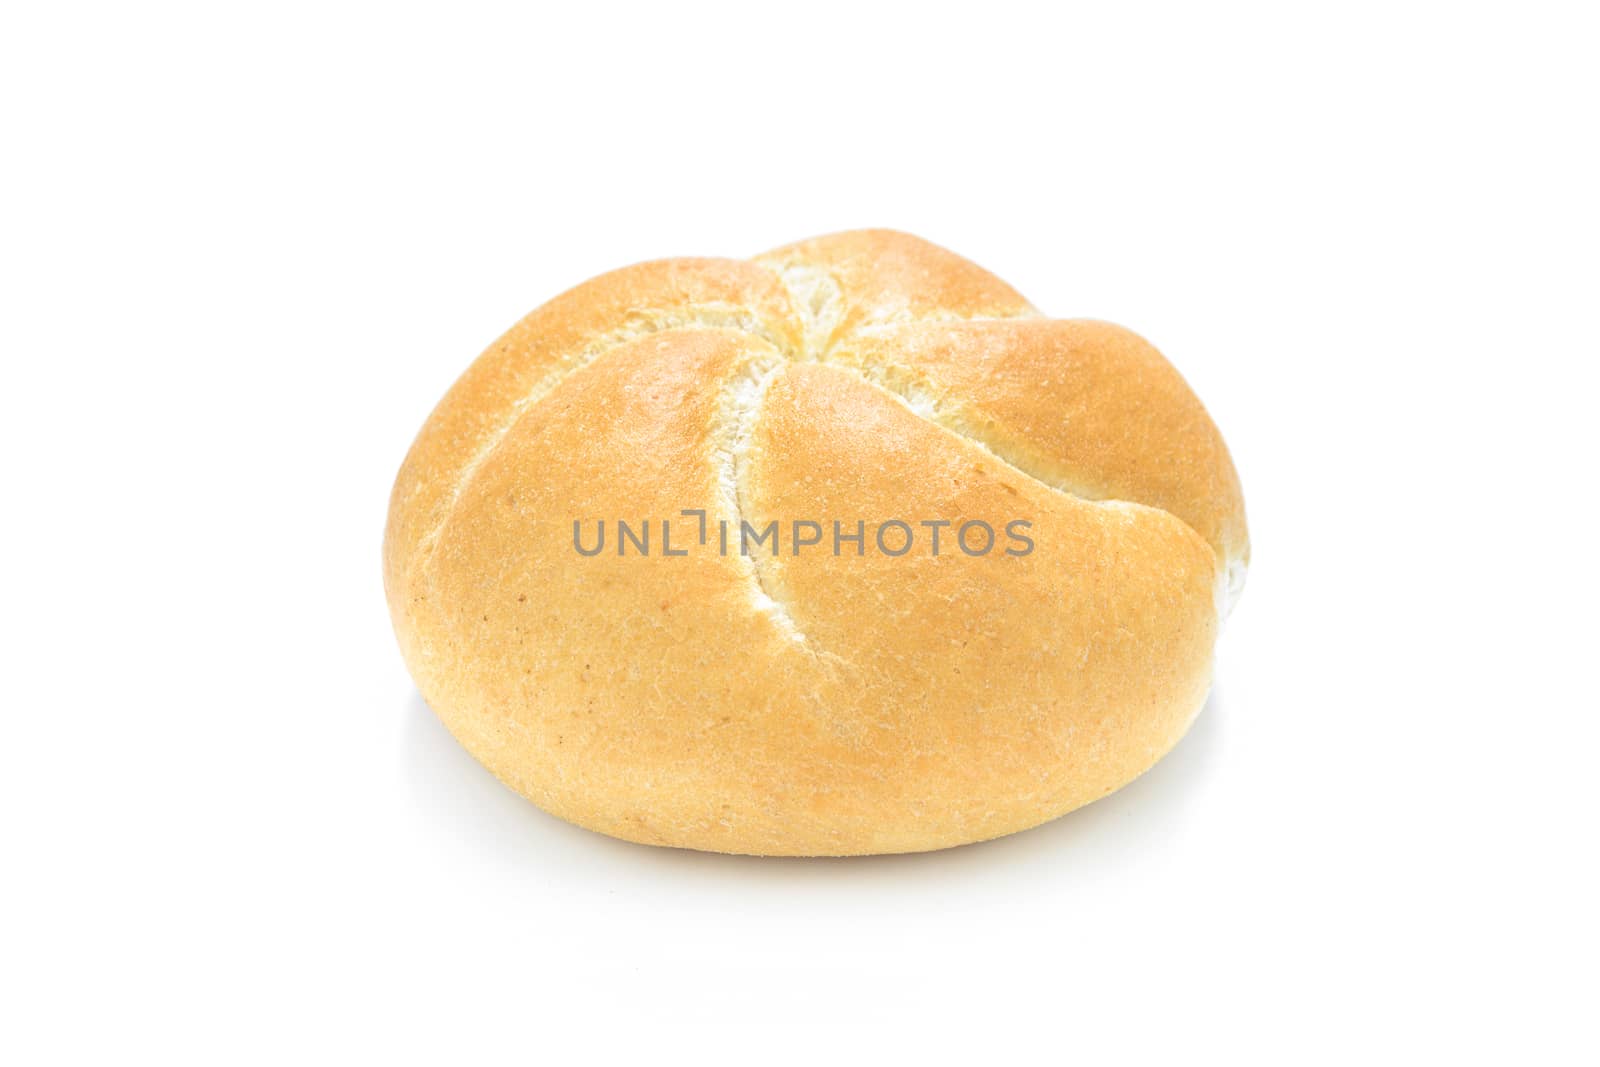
<box><xmin>4</xmin><ymin>2</ymin><xmax>1596</xmax><ymax>1062</ymax></box>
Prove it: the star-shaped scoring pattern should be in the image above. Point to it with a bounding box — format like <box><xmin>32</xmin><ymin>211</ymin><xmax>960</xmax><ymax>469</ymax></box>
<box><xmin>385</xmin><ymin>229</ymin><xmax>1248</xmax><ymax>855</ymax></box>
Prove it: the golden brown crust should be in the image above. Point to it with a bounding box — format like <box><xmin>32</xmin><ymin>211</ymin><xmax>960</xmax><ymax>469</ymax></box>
<box><xmin>830</xmin><ymin>318</ymin><xmax>1248</xmax><ymax>563</ymax></box>
<box><xmin>385</xmin><ymin>229</ymin><xmax>1248</xmax><ymax>855</ymax></box>
<box><xmin>754</xmin><ymin>228</ymin><xmax>1037</xmax><ymax>349</ymax></box>
<box><xmin>383</xmin><ymin>258</ymin><xmax>803</xmax><ymax>672</ymax></box>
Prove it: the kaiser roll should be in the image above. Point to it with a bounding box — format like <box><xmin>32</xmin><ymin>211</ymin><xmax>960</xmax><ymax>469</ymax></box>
<box><xmin>384</xmin><ymin>229</ymin><xmax>1248</xmax><ymax>856</ymax></box>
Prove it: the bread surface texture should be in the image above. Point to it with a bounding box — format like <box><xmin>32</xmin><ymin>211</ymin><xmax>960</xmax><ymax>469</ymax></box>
<box><xmin>385</xmin><ymin>229</ymin><xmax>1248</xmax><ymax>856</ymax></box>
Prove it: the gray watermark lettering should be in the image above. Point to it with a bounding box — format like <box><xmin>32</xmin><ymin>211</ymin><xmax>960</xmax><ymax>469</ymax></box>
<box><xmin>834</xmin><ymin>520</ymin><xmax>865</xmax><ymax>556</ymax></box>
<box><xmin>792</xmin><ymin>520</ymin><xmax>823</xmax><ymax>555</ymax></box>
<box><xmin>958</xmin><ymin>520</ymin><xmax>994</xmax><ymax>556</ymax></box>
<box><xmin>876</xmin><ymin>519</ymin><xmax>913</xmax><ymax>557</ymax></box>
<box><xmin>568</xmin><ymin>515</ymin><xmax>1037</xmax><ymax>558</ymax></box>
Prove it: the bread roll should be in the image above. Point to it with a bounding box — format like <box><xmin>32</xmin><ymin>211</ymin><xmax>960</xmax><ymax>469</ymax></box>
<box><xmin>384</xmin><ymin>229</ymin><xmax>1248</xmax><ymax>855</ymax></box>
